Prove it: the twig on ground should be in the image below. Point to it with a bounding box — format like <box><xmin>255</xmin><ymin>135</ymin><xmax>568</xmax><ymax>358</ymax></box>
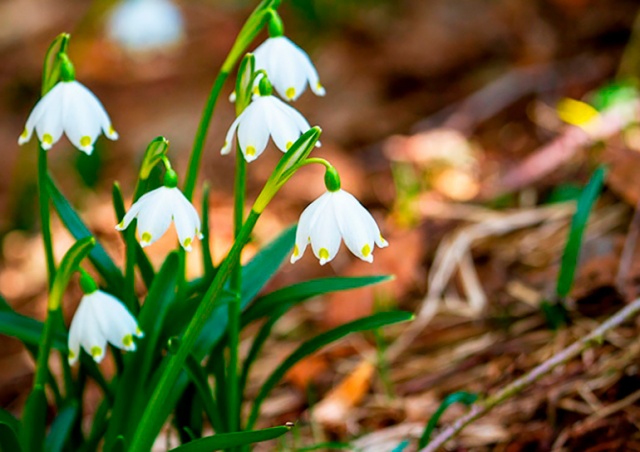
<box><xmin>420</xmin><ymin>296</ymin><xmax>640</xmax><ymax>452</ymax></box>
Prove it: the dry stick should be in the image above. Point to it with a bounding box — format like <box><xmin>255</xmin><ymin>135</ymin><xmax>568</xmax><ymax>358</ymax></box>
<box><xmin>420</xmin><ymin>296</ymin><xmax>640</xmax><ymax>452</ymax></box>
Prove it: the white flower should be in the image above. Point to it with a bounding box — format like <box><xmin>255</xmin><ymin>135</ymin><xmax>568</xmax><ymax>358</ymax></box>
<box><xmin>68</xmin><ymin>290</ymin><xmax>143</xmax><ymax>364</ymax></box>
<box><xmin>291</xmin><ymin>189</ymin><xmax>388</xmax><ymax>265</ymax></box>
<box><xmin>116</xmin><ymin>186</ymin><xmax>203</xmax><ymax>251</ymax></box>
<box><xmin>253</xmin><ymin>36</ymin><xmax>325</xmax><ymax>101</ymax></box>
<box><xmin>221</xmin><ymin>94</ymin><xmax>314</xmax><ymax>162</ymax></box>
<box><xmin>107</xmin><ymin>0</ymin><xmax>184</xmax><ymax>52</ymax></box>
<box><xmin>18</xmin><ymin>81</ymin><xmax>118</xmax><ymax>154</ymax></box>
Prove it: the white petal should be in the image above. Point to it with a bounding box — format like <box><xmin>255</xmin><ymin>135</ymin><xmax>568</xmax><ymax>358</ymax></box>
<box><xmin>270</xmin><ymin>38</ymin><xmax>309</xmax><ymax>101</ymax></box>
<box><xmin>33</xmin><ymin>84</ymin><xmax>66</xmax><ymax>150</ymax></box>
<box><xmin>136</xmin><ymin>187</ymin><xmax>173</xmax><ymax>247</ymax></box>
<box><xmin>67</xmin><ymin>297</ymin><xmax>89</xmax><ymax>365</ymax></box>
<box><xmin>268</xmin><ymin>97</ymin><xmax>309</xmax><ymax>152</ymax></box>
<box><xmin>307</xmin><ymin>193</ymin><xmax>341</xmax><ymax>265</ymax></box>
<box><xmin>221</xmin><ymin>113</ymin><xmax>243</xmax><ymax>155</ymax></box>
<box><xmin>62</xmin><ymin>82</ymin><xmax>104</xmax><ymax>154</ymax></box>
<box><xmin>169</xmin><ymin>188</ymin><xmax>201</xmax><ymax>251</ymax></box>
<box><xmin>237</xmin><ymin>99</ymin><xmax>270</xmax><ymax>162</ymax></box>
<box><xmin>115</xmin><ymin>194</ymin><xmax>147</xmax><ymax>231</ymax></box>
<box><xmin>291</xmin><ymin>196</ymin><xmax>324</xmax><ymax>264</ymax></box>
<box><xmin>19</xmin><ymin>84</ymin><xmax>63</xmax><ymax>146</ymax></box>
<box><xmin>333</xmin><ymin>190</ymin><xmax>380</xmax><ymax>263</ymax></box>
<box><xmin>77</xmin><ymin>293</ymin><xmax>108</xmax><ymax>363</ymax></box>
<box><xmin>91</xmin><ymin>291</ymin><xmax>141</xmax><ymax>351</ymax></box>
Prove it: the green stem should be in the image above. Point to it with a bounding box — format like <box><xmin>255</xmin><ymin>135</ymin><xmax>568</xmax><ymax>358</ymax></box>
<box><xmin>39</xmin><ymin>146</ymin><xmax>56</xmax><ymax>287</ymax></box>
<box><xmin>129</xmin><ymin>211</ymin><xmax>261</xmax><ymax>452</ymax></box>
<box><xmin>182</xmin><ymin>2</ymin><xmax>275</xmax><ymax>201</ymax></box>
<box><xmin>228</xmin><ymin>149</ymin><xmax>247</xmax><ymax>434</ymax></box>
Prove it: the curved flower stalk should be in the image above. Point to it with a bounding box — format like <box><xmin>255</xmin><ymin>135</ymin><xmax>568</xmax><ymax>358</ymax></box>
<box><xmin>221</xmin><ymin>77</ymin><xmax>315</xmax><ymax>162</ymax></box>
<box><xmin>68</xmin><ymin>273</ymin><xmax>143</xmax><ymax>364</ymax></box>
<box><xmin>253</xmin><ymin>35</ymin><xmax>325</xmax><ymax>101</ymax></box>
<box><xmin>116</xmin><ymin>168</ymin><xmax>203</xmax><ymax>251</ymax></box>
<box><xmin>107</xmin><ymin>0</ymin><xmax>184</xmax><ymax>52</ymax></box>
<box><xmin>18</xmin><ymin>56</ymin><xmax>118</xmax><ymax>154</ymax></box>
<box><xmin>291</xmin><ymin>167</ymin><xmax>388</xmax><ymax>265</ymax></box>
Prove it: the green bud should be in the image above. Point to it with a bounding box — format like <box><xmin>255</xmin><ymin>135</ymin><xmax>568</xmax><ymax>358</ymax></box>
<box><xmin>164</xmin><ymin>168</ymin><xmax>179</xmax><ymax>188</ymax></box>
<box><xmin>267</xmin><ymin>10</ymin><xmax>284</xmax><ymax>37</ymax></box>
<box><xmin>79</xmin><ymin>271</ymin><xmax>98</xmax><ymax>294</ymax></box>
<box><xmin>58</xmin><ymin>53</ymin><xmax>75</xmax><ymax>82</ymax></box>
<box><xmin>324</xmin><ymin>166</ymin><xmax>341</xmax><ymax>192</ymax></box>
<box><xmin>258</xmin><ymin>76</ymin><xmax>273</xmax><ymax>97</ymax></box>
<box><xmin>139</xmin><ymin>137</ymin><xmax>170</xmax><ymax>180</ymax></box>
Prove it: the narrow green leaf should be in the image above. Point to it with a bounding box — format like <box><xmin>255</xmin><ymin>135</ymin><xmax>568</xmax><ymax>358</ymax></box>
<box><xmin>419</xmin><ymin>391</ymin><xmax>478</xmax><ymax>448</ymax></box>
<box><xmin>45</xmin><ymin>403</ymin><xmax>77</xmax><ymax>452</ymax></box>
<box><xmin>243</xmin><ymin>275</ymin><xmax>393</xmax><ymax>325</ymax></box>
<box><xmin>0</xmin><ymin>311</ymin><xmax>67</xmax><ymax>351</ymax></box>
<box><xmin>110</xmin><ymin>436</ymin><xmax>127</xmax><ymax>452</ymax></box>
<box><xmin>21</xmin><ymin>386</ymin><xmax>46</xmax><ymax>451</ymax></box>
<box><xmin>184</xmin><ymin>355</ymin><xmax>223</xmax><ymax>433</ymax></box>
<box><xmin>0</xmin><ymin>410</ymin><xmax>19</xmax><ymax>438</ymax></box>
<box><xmin>47</xmin><ymin>175</ymin><xmax>125</xmax><ymax>295</ymax></box>
<box><xmin>0</xmin><ymin>422</ymin><xmax>21</xmax><ymax>452</ymax></box>
<box><xmin>201</xmin><ymin>183</ymin><xmax>215</xmax><ymax>279</ymax></box>
<box><xmin>557</xmin><ymin>166</ymin><xmax>607</xmax><ymax>297</ymax></box>
<box><xmin>168</xmin><ymin>426</ymin><xmax>290</xmax><ymax>452</ymax></box>
<box><xmin>247</xmin><ymin>311</ymin><xmax>413</xmax><ymax>428</ymax></box>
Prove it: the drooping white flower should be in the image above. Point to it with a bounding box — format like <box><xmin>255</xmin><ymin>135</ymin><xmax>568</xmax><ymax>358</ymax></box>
<box><xmin>107</xmin><ymin>0</ymin><xmax>184</xmax><ymax>53</ymax></box>
<box><xmin>221</xmin><ymin>93</ymin><xmax>314</xmax><ymax>162</ymax></box>
<box><xmin>116</xmin><ymin>185</ymin><xmax>203</xmax><ymax>251</ymax></box>
<box><xmin>291</xmin><ymin>189</ymin><xmax>388</xmax><ymax>265</ymax></box>
<box><xmin>253</xmin><ymin>36</ymin><xmax>325</xmax><ymax>102</ymax></box>
<box><xmin>68</xmin><ymin>289</ymin><xmax>143</xmax><ymax>365</ymax></box>
<box><xmin>18</xmin><ymin>80</ymin><xmax>118</xmax><ymax>154</ymax></box>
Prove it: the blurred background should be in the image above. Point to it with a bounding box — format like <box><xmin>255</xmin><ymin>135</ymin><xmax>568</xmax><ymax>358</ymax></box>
<box><xmin>3</xmin><ymin>0</ymin><xmax>640</xmax><ymax>449</ymax></box>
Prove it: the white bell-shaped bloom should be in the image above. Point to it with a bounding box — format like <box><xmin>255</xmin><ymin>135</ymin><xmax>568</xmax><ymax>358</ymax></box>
<box><xmin>116</xmin><ymin>186</ymin><xmax>203</xmax><ymax>251</ymax></box>
<box><xmin>107</xmin><ymin>0</ymin><xmax>184</xmax><ymax>52</ymax></box>
<box><xmin>253</xmin><ymin>36</ymin><xmax>325</xmax><ymax>101</ymax></box>
<box><xmin>68</xmin><ymin>290</ymin><xmax>143</xmax><ymax>365</ymax></box>
<box><xmin>18</xmin><ymin>81</ymin><xmax>118</xmax><ymax>154</ymax></box>
<box><xmin>291</xmin><ymin>189</ymin><xmax>388</xmax><ymax>265</ymax></box>
<box><xmin>221</xmin><ymin>94</ymin><xmax>314</xmax><ymax>162</ymax></box>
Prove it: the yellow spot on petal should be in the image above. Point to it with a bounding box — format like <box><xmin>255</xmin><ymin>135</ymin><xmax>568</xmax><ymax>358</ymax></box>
<box><xmin>141</xmin><ymin>232</ymin><xmax>152</xmax><ymax>243</ymax></box>
<box><xmin>319</xmin><ymin>248</ymin><xmax>329</xmax><ymax>260</ymax></box>
<box><xmin>136</xmin><ymin>327</ymin><xmax>143</xmax><ymax>336</ymax></box>
<box><xmin>20</xmin><ymin>128</ymin><xmax>28</xmax><ymax>139</ymax></box>
<box><xmin>80</xmin><ymin>136</ymin><xmax>92</xmax><ymax>148</ymax></box>
<box><xmin>380</xmin><ymin>235</ymin><xmax>388</xmax><ymax>245</ymax></box>
<box><xmin>316</xmin><ymin>82</ymin><xmax>324</xmax><ymax>90</ymax></box>
<box><xmin>286</xmin><ymin>87</ymin><xmax>296</xmax><ymax>100</ymax></box>
<box><xmin>69</xmin><ymin>350</ymin><xmax>76</xmax><ymax>360</ymax></box>
<box><xmin>556</xmin><ymin>98</ymin><xmax>599</xmax><ymax>127</ymax></box>
<box><xmin>223</xmin><ymin>140</ymin><xmax>228</xmax><ymax>148</ymax></box>
<box><xmin>90</xmin><ymin>346</ymin><xmax>102</xmax><ymax>359</ymax></box>
<box><xmin>362</xmin><ymin>244</ymin><xmax>371</xmax><ymax>257</ymax></box>
<box><xmin>122</xmin><ymin>334</ymin><xmax>133</xmax><ymax>347</ymax></box>
<box><xmin>109</xmin><ymin>126</ymin><xmax>117</xmax><ymax>136</ymax></box>
<box><xmin>293</xmin><ymin>244</ymin><xmax>300</xmax><ymax>257</ymax></box>
<box><xmin>117</xmin><ymin>221</ymin><xmax>125</xmax><ymax>229</ymax></box>
<box><xmin>183</xmin><ymin>237</ymin><xmax>192</xmax><ymax>248</ymax></box>
<box><xmin>246</xmin><ymin>146</ymin><xmax>256</xmax><ymax>157</ymax></box>
<box><xmin>286</xmin><ymin>141</ymin><xmax>293</xmax><ymax>149</ymax></box>
<box><xmin>42</xmin><ymin>134</ymin><xmax>53</xmax><ymax>145</ymax></box>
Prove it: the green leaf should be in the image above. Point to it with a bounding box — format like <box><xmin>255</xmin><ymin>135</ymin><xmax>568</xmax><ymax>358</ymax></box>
<box><xmin>21</xmin><ymin>386</ymin><xmax>46</xmax><ymax>451</ymax></box>
<box><xmin>0</xmin><ymin>410</ymin><xmax>19</xmax><ymax>438</ymax></box>
<box><xmin>45</xmin><ymin>403</ymin><xmax>77</xmax><ymax>452</ymax></box>
<box><xmin>201</xmin><ymin>184</ymin><xmax>215</xmax><ymax>279</ymax></box>
<box><xmin>168</xmin><ymin>426</ymin><xmax>291</xmax><ymax>452</ymax></box>
<box><xmin>419</xmin><ymin>391</ymin><xmax>478</xmax><ymax>448</ymax></box>
<box><xmin>0</xmin><ymin>310</ymin><xmax>67</xmax><ymax>351</ymax></box>
<box><xmin>243</xmin><ymin>275</ymin><xmax>393</xmax><ymax>325</ymax></box>
<box><xmin>556</xmin><ymin>166</ymin><xmax>607</xmax><ymax>297</ymax></box>
<box><xmin>110</xmin><ymin>436</ymin><xmax>127</xmax><ymax>452</ymax></box>
<box><xmin>47</xmin><ymin>175</ymin><xmax>125</xmax><ymax>296</ymax></box>
<box><xmin>184</xmin><ymin>355</ymin><xmax>223</xmax><ymax>433</ymax></box>
<box><xmin>104</xmin><ymin>252</ymin><xmax>179</xmax><ymax>449</ymax></box>
<box><xmin>0</xmin><ymin>422</ymin><xmax>21</xmax><ymax>452</ymax></box>
<box><xmin>41</xmin><ymin>33</ymin><xmax>69</xmax><ymax>95</ymax></box>
<box><xmin>247</xmin><ymin>311</ymin><xmax>414</xmax><ymax>428</ymax></box>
